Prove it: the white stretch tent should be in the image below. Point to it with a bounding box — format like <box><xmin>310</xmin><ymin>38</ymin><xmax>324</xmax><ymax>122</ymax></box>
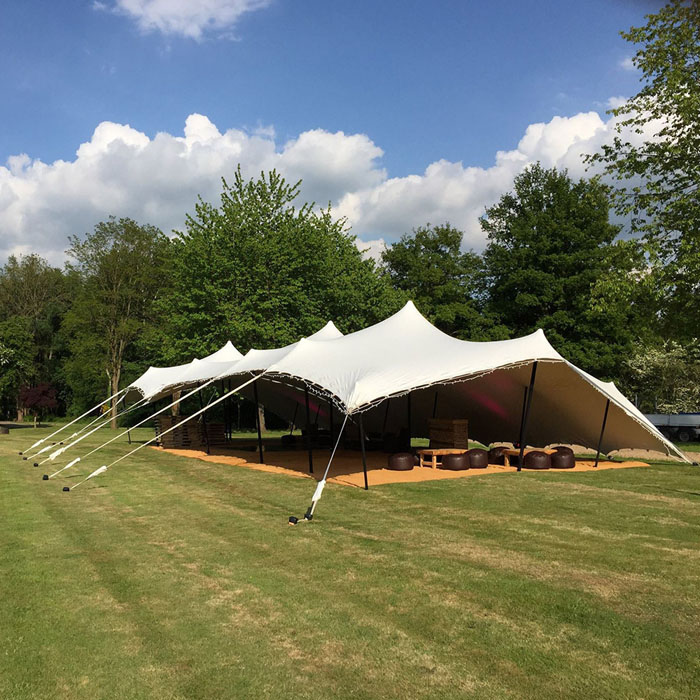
<box><xmin>126</xmin><ymin>302</ymin><xmax>689</xmax><ymax>461</ymax></box>
<box><xmin>126</xmin><ymin>341</ymin><xmax>244</xmax><ymax>402</ymax></box>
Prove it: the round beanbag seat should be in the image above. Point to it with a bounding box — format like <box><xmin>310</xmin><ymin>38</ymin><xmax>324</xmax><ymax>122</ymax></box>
<box><xmin>488</xmin><ymin>446</ymin><xmax>508</xmax><ymax>465</ymax></box>
<box><xmin>441</xmin><ymin>453</ymin><xmax>469</xmax><ymax>471</ymax></box>
<box><xmin>387</xmin><ymin>452</ymin><xmax>414</xmax><ymax>471</ymax></box>
<box><xmin>467</xmin><ymin>448</ymin><xmax>489</xmax><ymax>469</ymax></box>
<box><xmin>551</xmin><ymin>451</ymin><xmax>575</xmax><ymax>469</ymax></box>
<box><xmin>553</xmin><ymin>445</ymin><xmax>574</xmax><ymax>457</ymax></box>
<box><xmin>522</xmin><ymin>451</ymin><xmax>551</xmax><ymax>469</ymax></box>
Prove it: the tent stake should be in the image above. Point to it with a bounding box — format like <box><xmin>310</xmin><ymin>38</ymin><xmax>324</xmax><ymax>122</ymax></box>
<box><xmin>594</xmin><ymin>399</ymin><xmax>610</xmax><ymax>468</ymax></box>
<box><xmin>253</xmin><ymin>382</ymin><xmax>264</xmax><ymax>464</ymax></box>
<box><xmin>305</xmin><ymin>387</ymin><xmax>314</xmax><ymax>474</ymax></box>
<box><xmin>518</xmin><ymin>362</ymin><xmax>538</xmax><ymax>472</ymax></box>
<box><xmin>359</xmin><ymin>414</ymin><xmax>369</xmax><ymax>490</ymax></box>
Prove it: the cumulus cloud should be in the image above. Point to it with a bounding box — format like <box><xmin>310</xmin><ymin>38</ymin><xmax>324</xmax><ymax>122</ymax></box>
<box><xmin>620</xmin><ymin>56</ymin><xmax>636</xmax><ymax>71</ymax></box>
<box><xmin>0</xmin><ymin>108</ymin><xmax>657</xmax><ymax>264</ymax></box>
<box><xmin>101</xmin><ymin>0</ymin><xmax>272</xmax><ymax>40</ymax></box>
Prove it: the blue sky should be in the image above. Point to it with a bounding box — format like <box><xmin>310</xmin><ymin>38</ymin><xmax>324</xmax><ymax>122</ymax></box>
<box><xmin>0</xmin><ymin>0</ymin><xmax>663</xmax><ymax>261</ymax></box>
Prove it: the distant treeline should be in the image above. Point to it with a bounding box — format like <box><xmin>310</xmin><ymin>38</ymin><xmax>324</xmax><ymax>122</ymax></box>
<box><xmin>0</xmin><ymin>163</ymin><xmax>697</xmax><ymax>423</ymax></box>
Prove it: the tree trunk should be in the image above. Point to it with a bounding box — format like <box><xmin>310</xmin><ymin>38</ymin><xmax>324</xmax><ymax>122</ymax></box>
<box><xmin>110</xmin><ymin>368</ymin><xmax>121</xmax><ymax>429</ymax></box>
<box><xmin>258</xmin><ymin>405</ymin><xmax>266</xmax><ymax>433</ymax></box>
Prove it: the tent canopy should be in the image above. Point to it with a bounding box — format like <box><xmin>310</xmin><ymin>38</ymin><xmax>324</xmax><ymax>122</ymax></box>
<box><xmin>127</xmin><ymin>302</ymin><xmax>688</xmax><ymax>461</ymax></box>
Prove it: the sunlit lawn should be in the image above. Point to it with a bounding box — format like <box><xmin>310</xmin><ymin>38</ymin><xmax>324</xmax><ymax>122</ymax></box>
<box><xmin>1</xmin><ymin>424</ymin><xmax>700</xmax><ymax>699</ymax></box>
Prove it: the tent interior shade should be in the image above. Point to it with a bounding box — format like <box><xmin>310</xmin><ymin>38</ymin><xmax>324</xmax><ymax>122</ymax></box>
<box><xmin>126</xmin><ymin>302</ymin><xmax>688</xmax><ymax>462</ymax></box>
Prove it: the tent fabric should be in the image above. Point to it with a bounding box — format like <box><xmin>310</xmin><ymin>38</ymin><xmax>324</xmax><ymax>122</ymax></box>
<box><xmin>127</xmin><ymin>302</ymin><xmax>688</xmax><ymax>462</ymax></box>
<box><xmin>126</xmin><ymin>341</ymin><xmax>244</xmax><ymax>401</ymax></box>
<box><xmin>251</xmin><ymin>302</ymin><xmax>686</xmax><ymax>461</ymax></box>
<box><xmin>125</xmin><ymin>323</ymin><xmax>342</xmax><ymax>402</ymax></box>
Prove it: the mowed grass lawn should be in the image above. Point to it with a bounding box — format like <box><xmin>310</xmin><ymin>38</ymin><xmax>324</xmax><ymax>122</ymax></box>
<box><xmin>2</xmin><ymin>426</ymin><xmax>700</xmax><ymax>700</ymax></box>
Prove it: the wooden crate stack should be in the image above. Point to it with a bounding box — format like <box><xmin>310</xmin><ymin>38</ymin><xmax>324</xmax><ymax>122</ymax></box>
<box><xmin>155</xmin><ymin>415</ymin><xmax>226</xmax><ymax>450</ymax></box>
<box><xmin>428</xmin><ymin>418</ymin><xmax>469</xmax><ymax>449</ymax></box>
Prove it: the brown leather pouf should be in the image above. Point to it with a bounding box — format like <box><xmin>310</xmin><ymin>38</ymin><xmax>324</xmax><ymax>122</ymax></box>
<box><xmin>441</xmin><ymin>453</ymin><xmax>469</xmax><ymax>471</ymax></box>
<box><xmin>551</xmin><ymin>451</ymin><xmax>575</xmax><ymax>469</ymax></box>
<box><xmin>387</xmin><ymin>452</ymin><xmax>414</xmax><ymax>471</ymax></box>
<box><xmin>488</xmin><ymin>446</ymin><xmax>508</xmax><ymax>465</ymax></box>
<box><xmin>522</xmin><ymin>451</ymin><xmax>551</xmax><ymax>469</ymax></box>
<box><xmin>467</xmin><ymin>448</ymin><xmax>489</xmax><ymax>469</ymax></box>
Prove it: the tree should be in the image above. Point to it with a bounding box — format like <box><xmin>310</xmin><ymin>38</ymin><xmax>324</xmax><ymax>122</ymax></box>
<box><xmin>586</xmin><ymin>0</ymin><xmax>700</xmax><ymax>339</ymax></box>
<box><xmin>0</xmin><ymin>317</ymin><xmax>36</xmax><ymax>420</ymax></box>
<box><xmin>157</xmin><ymin>169</ymin><xmax>402</xmax><ymax>362</ymax></box>
<box><xmin>480</xmin><ymin>164</ymin><xmax>633</xmax><ymax>378</ymax></box>
<box><xmin>18</xmin><ymin>383</ymin><xmax>58</xmax><ymax>428</ymax></box>
<box><xmin>63</xmin><ymin>217</ymin><xmax>170</xmax><ymax>427</ymax></box>
<box><xmin>0</xmin><ymin>254</ymin><xmax>70</xmax><ymax>397</ymax></box>
<box><xmin>381</xmin><ymin>223</ymin><xmax>508</xmax><ymax>340</ymax></box>
<box><xmin>623</xmin><ymin>339</ymin><xmax>700</xmax><ymax>413</ymax></box>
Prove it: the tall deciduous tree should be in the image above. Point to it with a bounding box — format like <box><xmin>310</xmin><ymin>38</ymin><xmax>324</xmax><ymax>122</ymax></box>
<box><xmin>381</xmin><ymin>223</ymin><xmax>508</xmax><ymax>340</ymax></box>
<box><xmin>157</xmin><ymin>169</ymin><xmax>402</xmax><ymax>362</ymax></box>
<box><xmin>63</xmin><ymin>217</ymin><xmax>169</xmax><ymax>427</ymax></box>
<box><xmin>0</xmin><ymin>317</ymin><xmax>36</xmax><ymax>420</ymax></box>
<box><xmin>0</xmin><ymin>254</ymin><xmax>69</xmax><ymax>392</ymax></box>
<box><xmin>481</xmin><ymin>164</ymin><xmax>632</xmax><ymax>378</ymax></box>
<box><xmin>586</xmin><ymin>0</ymin><xmax>700</xmax><ymax>339</ymax></box>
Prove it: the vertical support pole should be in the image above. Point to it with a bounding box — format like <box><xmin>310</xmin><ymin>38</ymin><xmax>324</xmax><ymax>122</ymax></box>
<box><xmin>305</xmin><ymin>386</ymin><xmax>314</xmax><ymax>474</ymax></box>
<box><xmin>199</xmin><ymin>389</ymin><xmax>211</xmax><ymax>455</ymax></box>
<box><xmin>328</xmin><ymin>399</ymin><xmax>334</xmax><ymax>452</ymax></box>
<box><xmin>253</xmin><ymin>381</ymin><xmax>264</xmax><ymax>464</ymax></box>
<box><xmin>289</xmin><ymin>402</ymin><xmax>299</xmax><ymax>435</ymax></box>
<box><xmin>382</xmin><ymin>399</ymin><xmax>391</xmax><ymax>434</ymax></box>
<box><xmin>594</xmin><ymin>399</ymin><xmax>610</xmax><ymax>468</ymax></box>
<box><xmin>517</xmin><ymin>362</ymin><xmax>538</xmax><ymax>472</ymax></box>
<box><xmin>406</xmin><ymin>392</ymin><xmax>412</xmax><ymax>450</ymax></box>
<box><xmin>432</xmin><ymin>391</ymin><xmax>439</xmax><ymax>419</ymax></box>
<box><xmin>359</xmin><ymin>414</ymin><xmax>369</xmax><ymax>490</ymax></box>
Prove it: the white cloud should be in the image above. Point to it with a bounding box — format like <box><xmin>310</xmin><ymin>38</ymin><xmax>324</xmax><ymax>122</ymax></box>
<box><xmin>101</xmin><ymin>0</ymin><xmax>272</xmax><ymax>39</ymax></box>
<box><xmin>0</xmin><ymin>108</ymin><xmax>658</xmax><ymax>265</ymax></box>
<box><xmin>620</xmin><ymin>56</ymin><xmax>636</xmax><ymax>71</ymax></box>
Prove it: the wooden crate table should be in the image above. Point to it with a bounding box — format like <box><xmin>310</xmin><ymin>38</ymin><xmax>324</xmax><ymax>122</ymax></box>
<box><xmin>417</xmin><ymin>448</ymin><xmax>468</xmax><ymax>469</ymax></box>
<box><xmin>502</xmin><ymin>447</ymin><xmax>557</xmax><ymax>468</ymax></box>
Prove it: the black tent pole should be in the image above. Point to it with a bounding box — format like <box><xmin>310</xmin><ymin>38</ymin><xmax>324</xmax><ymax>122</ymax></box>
<box><xmin>517</xmin><ymin>362</ymin><xmax>538</xmax><ymax>472</ymax></box>
<box><xmin>305</xmin><ymin>386</ymin><xmax>314</xmax><ymax>474</ymax></box>
<box><xmin>382</xmin><ymin>398</ymin><xmax>391</xmax><ymax>434</ymax></box>
<box><xmin>594</xmin><ymin>399</ymin><xmax>610</xmax><ymax>468</ymax></box>
<box><xmin>359</xmin><ymin>414</ymin><xmax>369</xmax><ymax>490</ymax></box>
<box><xmin>198</xmin><ymin>388</ymin><xmax>211</xmax><ymax>455</ymax></box>
<box><xmin>289</xmin><ymin>402</ymin><xmax>299</xmax><ymax>436</ymax></box>
<box><xmin>406</xmin><ymin>392</ymin><xmax>412</xmax><ymax>450</ymax></box>
<box><xmin>253</xmin><ymin>381</ymin><xmax>264</xmax><ymax>464</ymax></box>
<box><xmin>328</xmin><ymin>399</ymin><xmax>334</xmax><ymax>452</ymax></box>
<box><xmin>432</xmin><ymin>391</ymin><xmax>439</xmax><ymax>419</ymax></box>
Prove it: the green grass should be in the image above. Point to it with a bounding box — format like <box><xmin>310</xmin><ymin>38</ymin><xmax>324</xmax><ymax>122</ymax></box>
<box><xmin>2</xmin><ymin>425</ymin><xmax>700</xmax><ymax>699</ymax></box>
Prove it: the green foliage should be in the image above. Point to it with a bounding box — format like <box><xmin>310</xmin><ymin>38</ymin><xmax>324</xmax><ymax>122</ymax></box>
<box><xmin>63</xmin><ymin>217</ymin><xmax>170</xmax><ymax>414</ymax></box>
<box><xmin>381</xmin><ymin>223</ymin><xmax>508</xmax><ymax>340</ymax></box>
<box><xmin>0</xmin><ymin>317</ymin><xmax>36</xmax><ymax>418</ymax></box>
<box><xmin>157</xmin><ymin>168</ymin><xmax>403</xmax><ymax>361</ymax></box>
<box><xmin>481</xmin><ymin>164</ymin><xmax>631</xmax><ymax>377</ymax></box>
<box><xmin>623</xmin><ymin>338</ymin><xmax>700</xmax><ymax>413</ymax></box>
<box><xmin>0</xmin><ymin>254</ymin><xmax>70</xmax><ymax>410</ymax></box>
<box><xmin>586</xmin><ymin>0</ymin><xmax>700</xmax><ymax>339</ymax></box>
